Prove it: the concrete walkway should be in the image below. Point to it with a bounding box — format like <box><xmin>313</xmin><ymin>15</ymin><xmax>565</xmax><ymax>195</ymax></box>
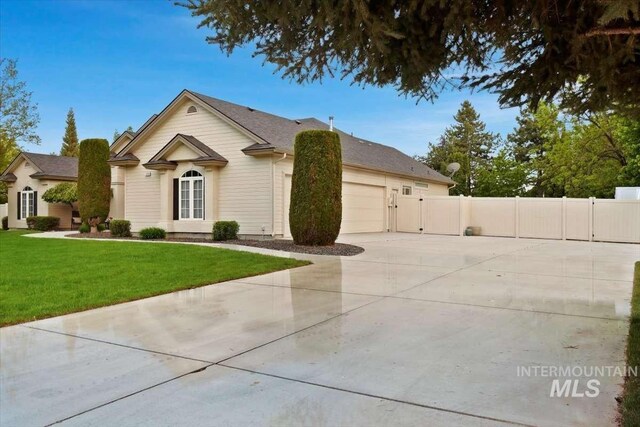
<box><xmin>2</xmin><ymin>233</ymin><xmax>638</xmax><ymax>426</ymax></box>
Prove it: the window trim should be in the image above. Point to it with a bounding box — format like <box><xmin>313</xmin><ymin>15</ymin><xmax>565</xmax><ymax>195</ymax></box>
<box><xmin>21</xmin><ymin>186</ymin><xmax>35</xmax><ymax>219</ymax></box>
<box><xmin>178</xmin><ymin>171</ymin><xmax>204</xmax><ymax>220</ymax></box>
<box><xmin>402</xmin><ymin>185</ymin><xmax>412</xmax><ymax>196</ymax></box>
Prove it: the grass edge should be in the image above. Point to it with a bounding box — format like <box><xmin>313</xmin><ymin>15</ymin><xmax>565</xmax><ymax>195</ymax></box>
<box><xmin>619</xmin><ymin>261</ymin><xmax>640</xmax><ymax>426</ymax></box>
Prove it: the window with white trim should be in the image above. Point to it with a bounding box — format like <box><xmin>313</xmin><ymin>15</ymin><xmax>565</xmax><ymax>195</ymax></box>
<box><xmin>402</xmin><ymin>185</ymin><xmax>412</xmax><ymax>196</ymax></box>
<box><xmin>179</xmin><ymin>170</ymin><xmax>204</xmax><ymax>219</ymax></box>
<box><xmin>21</xmin><ymin>186</ymin><xmax>35</xmax><ymax>219</ymax></box>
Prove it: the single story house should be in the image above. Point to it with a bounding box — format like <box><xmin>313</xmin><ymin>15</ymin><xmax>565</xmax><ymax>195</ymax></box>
<box><xmin>108</xmin><ymin>90</ymin><xmax>453</xmax><ymax>237</ymax></box>
<box><xmin>2</xmin><ymin>90</ymin><xmax>454</xmax><ymax>236</ymax></box>
<box><xmin>0</xmin><ymin>152</ymin><xmax>78</xmax><ymax>229</ymax></box>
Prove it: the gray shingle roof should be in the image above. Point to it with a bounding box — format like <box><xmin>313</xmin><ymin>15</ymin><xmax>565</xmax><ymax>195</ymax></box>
<box><xmin>22</xmin><ymin>153</ymin><xmax>78</xmax><ymax>179</ymax></box>
<box><xmin>189</xmin><ymin>91</ymin><xmax>452</xmax><ymax>184</ymax></box>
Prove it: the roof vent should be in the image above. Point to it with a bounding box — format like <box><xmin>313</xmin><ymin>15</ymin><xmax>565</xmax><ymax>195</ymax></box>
<box><xmin>294</xmin><ymin>120</ymin><xmax>301</xmax><ymax>125</ymax></box>
<box><xmin>247</xmin><ymin>107</ymin><xmax>255</xmax><ymax>112</ymax></box>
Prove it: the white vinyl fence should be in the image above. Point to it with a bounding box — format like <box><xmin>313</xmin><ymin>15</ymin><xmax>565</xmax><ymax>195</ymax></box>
<box><xmin>397</xmin><ymin>195</ymin><xmax>640</xmax><ymax>244</ymax></box>
<box><xmin>0</xmin><ymin>203</ymin><xmax>7</xmax><ymax>219</ymax></box>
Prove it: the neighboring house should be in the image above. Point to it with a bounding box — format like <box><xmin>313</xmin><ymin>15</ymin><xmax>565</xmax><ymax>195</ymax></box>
<box><xmin>108</xmin><ymin>90</ymin><xmax>453</xmax><ymax>237</ymax></box>
<box><xmin>0</xmin><ymin>152</ymin><xmax>78</xmax><ymax>229</ymax></box>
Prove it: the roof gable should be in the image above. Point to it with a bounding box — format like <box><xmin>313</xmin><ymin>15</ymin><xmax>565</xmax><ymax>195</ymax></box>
<box><xmin>142</xmin><ymin>134</ymin><xmax>228</xmax><ymax>170</ymax></box>
<box><xmin>1</xmin><ymin>152</ymin><xmax>78</xmax><ymax>181</ymax></box>
<box><xmin>115</xmin><ymin>91</ymin><xmax>267</xmax><ymax>159</ymax></box>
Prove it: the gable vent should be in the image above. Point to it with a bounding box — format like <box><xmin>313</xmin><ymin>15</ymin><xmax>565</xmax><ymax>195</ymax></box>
<box><xmin>187</xmin><ymin>105</ymin><xmax>198</xmax><ymax>114</ymax></box>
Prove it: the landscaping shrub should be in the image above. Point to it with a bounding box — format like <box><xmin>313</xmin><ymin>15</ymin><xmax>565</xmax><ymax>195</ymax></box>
<box><xmin>78</xmin><ymin>223</ymin><xmax>90</xmax><ymax>233</ymax></box>
<box><xmin>110</xmin><ymin>220</ymin><xmax>131</xmax><ymax>237</ymax></box>
<box><xmin>1</xmin><ymin>216</ymin><xmax>7</xmax><ymax>230</ymax></box>
<box><xmin>97</xmin><ymin>223</ymin><xmax>106</xmax><ymax>232</ymax></box>
<box><xmin>78</xmin><ymin>138</ymin><xmax>111</xmax><ymax>231</ymax></box>
<box><xmin>139</xmin><ymin>227</ymin><xmax>166</xmax><ymax>240</ymax></box>
<box><xmin>26</xmin><ymin>216</ymin><xmax>60</xmax><ymax>231</ymax></box>
<box><xmin>289</xmin><ymin>130</ymin><xmax>342</xmax><ymax>246</ymax></box>
<box><xmin>213</xmin><ymin>221</ymin><xmax>239</xmax><ymax>241</ymax></box>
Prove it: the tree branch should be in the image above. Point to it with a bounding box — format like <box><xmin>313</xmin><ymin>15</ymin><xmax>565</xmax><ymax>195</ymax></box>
<box><xmin>584</xmin><ymin>27</ymin><xmax>640</xmax><ymax>37</ymax></box>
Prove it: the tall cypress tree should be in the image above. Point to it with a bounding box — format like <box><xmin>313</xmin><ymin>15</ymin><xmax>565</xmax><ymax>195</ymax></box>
<box><xmin>60</xmin><ymin>108</ymin><xmax>79</xmax><ymax>157</ymax></box>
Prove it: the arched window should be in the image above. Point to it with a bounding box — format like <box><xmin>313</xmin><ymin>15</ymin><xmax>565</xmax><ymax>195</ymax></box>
<box><xmin>186</xmin><ymin>105</ymin><xmax>198</xmax><ymax>114</ymax></box>
<box><xmin>179</xmin><ymin>170</ymin><xmax>203</xmax><ymax>219</ymax></box>
<box><xmin>21</xmin><ymin>186</ymin><xmax>35</xmax><ymax>219</ymax></box>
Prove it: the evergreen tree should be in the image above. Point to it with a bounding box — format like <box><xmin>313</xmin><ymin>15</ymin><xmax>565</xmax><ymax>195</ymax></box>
<box><xmin>113</xmin><ymin>126</ymin><xmax>134</xmax><ymax>143</ymax></box>
<box><xmin>78</xmin><ymin>139</ymin><xmax>111</xmax><ymax>232</ymax></box>
<box><xmin>420</xmin><ymin>101</ymin><xmax>497</xmax><ymax>196</ymax></box>
<box><xmin>60</xmin><ymin>108</ymin><xmax>79</xmax><ymax>157</ymax></box>
<box><xmin>181</xmin><ymin>1</ymin><xmax>640</xmax><ymax>116</ymax></box>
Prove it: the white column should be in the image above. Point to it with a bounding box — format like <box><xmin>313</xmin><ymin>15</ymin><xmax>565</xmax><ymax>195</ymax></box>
<box><xmin>158</xmin><ymin>170</ymin><xmax>172</xmax><ymax>231</ymax></box>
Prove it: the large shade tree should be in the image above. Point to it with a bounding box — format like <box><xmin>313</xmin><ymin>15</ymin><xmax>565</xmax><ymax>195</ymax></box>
<box><xmin>180</xmin><ymin>1</ymin><xmax>640</xmax><ymax>115</ymax></box>
<box><xmin>0</xmin><ymin>58</ymin><xmax>41</xmax><ymax>204</ymax></box>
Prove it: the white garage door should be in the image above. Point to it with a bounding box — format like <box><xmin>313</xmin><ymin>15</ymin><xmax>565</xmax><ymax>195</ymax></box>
<box><xmin>284</xmin><ymin>176</ymin><xmax>385</xmax><ymax>237</ymax></box>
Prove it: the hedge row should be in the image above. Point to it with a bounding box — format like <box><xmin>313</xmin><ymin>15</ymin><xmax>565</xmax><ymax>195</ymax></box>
<box><xmin>26</xmin><ymin>216</ymin><xmax>60</xmax><ymax>231</ymax></box>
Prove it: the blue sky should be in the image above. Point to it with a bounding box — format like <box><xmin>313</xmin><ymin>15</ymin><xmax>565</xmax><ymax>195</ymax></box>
<box><xmin>1</xmin><ymin>0</ymin><xmax>520</xmax><ymax>157</ymax></box>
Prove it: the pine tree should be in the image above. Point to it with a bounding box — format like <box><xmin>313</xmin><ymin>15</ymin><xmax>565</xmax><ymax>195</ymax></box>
<box><xmin>421</xmin><ymin>101</ymin><xmax>497</xmax><ymax>196</ymax></box>
<box><xmin>181</xmin><ymin>1</ymin><xmax>640</xmax><ymax>116</ymax></box>
<box><xmin>113</xmin><ymin>126</ymin><xmax>134</xmax><ymax>143</ymax></box>
<box><xmin>60</xmin><ymin>108</ymin><xmax>79</xmax><ymax>157</ymax></box>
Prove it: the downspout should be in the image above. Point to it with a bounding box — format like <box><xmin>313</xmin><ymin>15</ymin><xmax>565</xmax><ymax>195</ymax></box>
<box><xmin>271</xmin><ymin>153</ymin><xmax>287</xmax><ymax>237</ymax></box>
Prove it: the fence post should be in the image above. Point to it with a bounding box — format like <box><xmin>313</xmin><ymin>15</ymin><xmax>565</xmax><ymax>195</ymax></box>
<box><xmin>588</xmin><ymin>197</ymin><xmax>595</xmax><ymax>242</ymax></box>
<box><xmin>515</xmin><ymin>196</ymin><xmax>520</xmax><ymax>239</ymax></box>
<box><xmin>562</xmin><ymin>196</ymin><xmax>567</xmax><ymax>240</ymax></box>
<box><xmin>459</xmin><ymin>194</ymin><xmax>464</xmax><ymax>236</ymax></box>
<box><xmin>419</xmin><ymin>196</ymin><xmax>424</xmax><ymax>234</ymax></box>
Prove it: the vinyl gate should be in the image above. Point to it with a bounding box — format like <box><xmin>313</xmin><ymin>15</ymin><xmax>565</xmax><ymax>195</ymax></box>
<box><xmin>394</xmin><ymin>195</ymin><xmax>640</xmax><ymax>244</ymax></box>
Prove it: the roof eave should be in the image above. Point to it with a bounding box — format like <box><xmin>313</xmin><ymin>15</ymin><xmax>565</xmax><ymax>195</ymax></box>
<box><xmin>143</xmin><ymin>161</ymin><xmax>178</xmax><ymax>171</ymax></box>
<box><xmin>108</xmin><ymin>158</ymin><xmax>140</xmax><ymax>167</ymax></box>
<box><xmin>192</xmin><ymin>159</ymin><xmax>228</xmax><ymax>167</ymax></box>
<box><xmin>29</xmin><ymin>173</ymin><xmax>77</xmax><ymax>182</ymax></box>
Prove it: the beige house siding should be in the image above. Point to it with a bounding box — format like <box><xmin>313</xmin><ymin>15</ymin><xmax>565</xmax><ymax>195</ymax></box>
<box><xmin>120</xmin><ymin>99</ymin><xmax>272</xmax><ymax>234</ymax></box>
<box><xmin>5</xmin><ymin>159</ymin><xmax>74</xmax><ymax>229</ymax></box>
<box><xmin>273</xmin><ymin>157</ymin><xmax>450</xmax><ymax>236</ymax></box>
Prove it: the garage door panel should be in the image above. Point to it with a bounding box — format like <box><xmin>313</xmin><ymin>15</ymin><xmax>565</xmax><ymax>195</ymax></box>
<box><xmin>284</xmin><ymin>177</ymin><xmax>385</xmax><ymax>236</ymax></box>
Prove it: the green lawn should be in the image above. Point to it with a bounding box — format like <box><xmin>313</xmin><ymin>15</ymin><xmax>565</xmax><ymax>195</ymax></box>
<box><xmin>620</xmin><ymin>261</ymin><xmax>640</xmax><ymax>426</ymax></box>
<box><xmin>0</xmin><ymin>231</ymin><xmax>309</xmax><ymax>326</ymax></box>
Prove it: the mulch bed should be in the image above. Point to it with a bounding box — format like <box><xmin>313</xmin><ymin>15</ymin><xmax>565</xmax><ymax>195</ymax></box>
<box><xmin>66</xmin><ymin>233</ymin><xmax>364</xmax><ymax>256</ymax></box>
<box><xmin>225</xmin><ymin>239</ymin><xmax>364</xmax><ymax>256</ymax></box>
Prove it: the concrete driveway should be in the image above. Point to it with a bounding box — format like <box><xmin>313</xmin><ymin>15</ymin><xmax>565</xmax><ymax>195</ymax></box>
<box><xmin>1</xmin><ymin>234</ymin><xmax>637</xmax><ymax>426</ymax></box>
